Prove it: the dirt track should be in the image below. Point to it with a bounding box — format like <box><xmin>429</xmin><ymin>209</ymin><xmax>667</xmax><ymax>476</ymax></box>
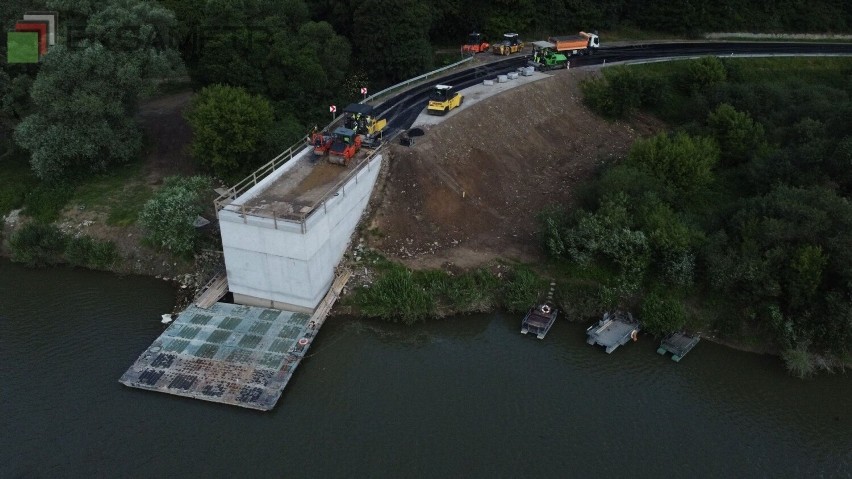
<box><xmin>364</xmin><ymin>68</ymin><xmax>662</xmax><ymax>269</ymax></box>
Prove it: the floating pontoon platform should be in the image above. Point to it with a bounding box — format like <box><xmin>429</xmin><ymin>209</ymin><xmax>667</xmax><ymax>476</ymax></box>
<box><xmin>521</xmin><ymin>302</ymin><xmax>558</xmax><ymax>339</ymax></box>
<box><xmin>657</xmin><ymin>332</ymin><xmax>700</xmax><ymax>362</ymax></box>
<box><xmin>586</xmin><ymin>311</ymin><xmax>639</xmax><ymax>354</ymax></box>
<box><xmin>119</xmin><ymin>271</ymin><xmax>350</xmax><ymax>411</ymax></box>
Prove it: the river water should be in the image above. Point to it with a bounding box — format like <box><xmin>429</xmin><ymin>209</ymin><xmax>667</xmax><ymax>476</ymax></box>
<box><xmin>1</xmin><ymin>259</ymin><xmax>850</xmax><ymax>477</ymax></box>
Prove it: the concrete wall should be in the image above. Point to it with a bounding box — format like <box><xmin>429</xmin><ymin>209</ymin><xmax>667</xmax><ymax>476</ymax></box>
<box><xmin>218</xmin><ymin>154</ymin><xmax>383</xmax><ymax>312</ymax></box>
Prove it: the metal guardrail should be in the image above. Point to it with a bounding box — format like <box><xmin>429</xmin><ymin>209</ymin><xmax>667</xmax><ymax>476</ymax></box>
<box><xmin>361</xmin><ymin>55</ymin><xmax>474</xmax><ymax>104</ymax></box>
<box><xmin>214</xmin><ymin>56</ymin><xmax>474</xmax><ymax>216</ymax></box>
<box><xmin>226</xmin><ymin>147</ymin><xmax>384</xmax><ymax>232</ymax></box>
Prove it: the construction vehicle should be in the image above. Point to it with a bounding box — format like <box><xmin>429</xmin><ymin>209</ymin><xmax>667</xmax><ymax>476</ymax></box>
<box><xmin>342</xmin><ymin>103</ymin><xmax>386</xmax><ymax>136</ymax></box>
<box><xmin>492</xmin><ymin>33</ymin><xmax>524</xmax><ymax>56</ymax></box>
<box><xmin>547</xmin><ymin>31</ymin><xmax>599</xmax><ymax>56</ymax></box>
<box><xmin>461</xmin><ymin>32</ymin><xmax>489</xmax><ymax>54</ymax></box>
<box><xmin>308</xmin><ymin>127</ymin><xmax>333</xmax><ymax>156</ymax></box>
<box><xmin>426</xmin><ymin>84</ymin><xmax>463</xmax><ymax>115</ymax></box>
<box><xmin>342</xmin><ymin>103</ymin><xmax>386</xmax><ymax>148</ymax></box>
<box><xmin>327</xmin><ymin>127</ymin><xmax>362</xmax><ymax>166</ymax></box>
<box><xmin>529</xmin><ymin>41</ymin><xmax>569</xmax><ymax>70</ymax></box>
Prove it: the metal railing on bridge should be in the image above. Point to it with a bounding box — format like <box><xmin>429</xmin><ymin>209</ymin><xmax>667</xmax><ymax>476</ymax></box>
<box><xmin>213</xmin><ymin>55</ymin><xmax>474</xmax><ymax>226</ymax></box>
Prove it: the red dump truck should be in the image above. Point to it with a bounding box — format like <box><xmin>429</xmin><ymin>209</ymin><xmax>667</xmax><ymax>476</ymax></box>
<box><xmin>547</xmin><ymin>31</ymin><xmax>600</xmax><ymax>56</ymax></box>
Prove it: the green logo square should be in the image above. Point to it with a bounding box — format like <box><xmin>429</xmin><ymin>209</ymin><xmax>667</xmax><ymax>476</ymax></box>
<box><xmin>7</xmin><ymin>32</ymin><xmax>40</xmax><ymax>63</ymax></box>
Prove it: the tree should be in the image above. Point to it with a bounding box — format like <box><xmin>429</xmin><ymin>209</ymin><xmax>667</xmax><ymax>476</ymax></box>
<box><xmin>185</xmin><ymin>85</ymin><xmax>274</xmax><ymax>177</ymax></box>
<box><xmin>640</xmin><ymin>289</ymin><xmax>687</xmax><ymax>335</ymax></box>
<box><xmin>627</xmin><ymin>132</ymin><xmax>719</xmax><ymax>199</ymax></box>
<box><xmin>14</xmin><ymin>0</ymin><xmax>184</xmax><ymax>180</ymax></box>
<box><xmin>681</xmin><ymin>56</ymin><xmax>726</xmax><ymax>94</ymax></box>
<box><xmin>352</xmin><ymin>0</ymin><xmax>433</xmax><ymax>84</ymax></box>
<box><xmin>138</xmin><ymin>175</ymin><xmax>210</xmax><ymax>256</ymax></box>
<box><xmin>15</xmin><ymin>44</ymin><xmax>145</xmax><ymax>180</ymax></box>
<box><xmin>707</xmin><ymin>103</ymin><xmax>767</xmax><ymax>166</ymax></box>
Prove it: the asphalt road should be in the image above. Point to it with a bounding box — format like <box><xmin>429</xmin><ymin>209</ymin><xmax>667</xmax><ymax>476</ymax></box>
<box><xmin>374</xmin><ymin>42</ymin><xmax>852</xmax><ymax>138</ymax></box>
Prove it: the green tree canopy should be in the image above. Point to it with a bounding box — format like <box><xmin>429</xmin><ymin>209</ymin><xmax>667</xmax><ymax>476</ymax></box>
<box><xmin>139</xmin><ymin>175</ymin><xmax>211</xmax><ymax>256</ymax></box>
<box><xmin>15</xmin><ymin>44</ymin><xmax>145</xmax><ymax>180</ymax></box>
<box><xmin>627</xmin><ymin>132</ymin><xmax>719</xmax><ymax>199</ymax></box>
<box><xmin>185</xmin><ymin>84</ymin><xmax>274</xmax><ymax>177</ymax></box>
<box><xmin>352</xmin><ymin>0</ymin><xmax>433</xmax><ymax>84</ymax></box>
<box><xmin>707</xmin><ymin>103</ymin><xmax>767</xmax><ymax>166</ymax></box>
<box><xmin>13</xmin><ymin>0</ymin><xmax>184</xmax><ymax>180</ymax></box>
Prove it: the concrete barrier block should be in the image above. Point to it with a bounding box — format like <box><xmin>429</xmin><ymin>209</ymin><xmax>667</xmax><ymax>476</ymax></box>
<box><xmin>483</xmin><ymin>79</ymin><xmax>494</xmax><ymax>86</ymax></box>
<box><xmin>497</xmin><ymin>75</ymin><xmax>508</xmax><ymax>83</ymax></box>
<box><xmin>507</xmin><ymin>72</ymin><xmax>519</xmax><ymax>80</ymax></box>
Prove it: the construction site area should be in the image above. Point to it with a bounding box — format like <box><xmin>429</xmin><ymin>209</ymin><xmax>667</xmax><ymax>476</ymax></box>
<box><xmin>363</xmin><ymin>68</ymin><xmax>661</xmax><ymax>269</ymax></box>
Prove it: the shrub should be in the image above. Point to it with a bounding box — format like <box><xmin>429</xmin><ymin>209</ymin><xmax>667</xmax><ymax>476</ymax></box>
<box><xmin>138</xmin><ymin>175</ymin><xmax>210</xmax><ymax>257</ymax></box>
<box><xmin>22</xmin><ymin>183</ymin><xmax>73</xmax><ymax>222</ymax></box>
<box><xmin>185</xmin><ymin>85</ymin><xmax>274</xmax><ymax>178</ymax></box>
<box><xmin>356</xmin><ymin>265</ymin><xmax>434</xmax><ymax>325</ymax></box>
<box><xmin>9</xmin><ymin>222</ymin><xmax>68</xmax><ymax>267</ymax></box>
<box><xmin>65</xmin><ymin>235</ymin><xmax>120</xmax><ymax>270</ymax></box>
<box><xmin>640</xmin><ymin>289</ymin><xmax>687</xmax><ymax>335</ymax></box>
<box><xmin>580</xmin><ymin>67</ymin><xmax>647</xmax><ymax>118</ymax></box>
<box><xmin>782</xmin><ymin>345</ymin><xmax>816</xmax><ymax>379</ymax></box>
<box><xmin>681</xmin><ymin>56</ymin><xmax>726</xmax><ymax>94</ymax></box>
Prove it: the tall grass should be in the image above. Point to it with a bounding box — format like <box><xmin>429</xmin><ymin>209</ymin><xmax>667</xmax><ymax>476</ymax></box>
<box><xmin>9</xmin><ymin>222</ymin><xmax>121</xmax><ymax>270</ymax></box>
<box><xmin>350</xmin><ymin>257</ymin><xmax>548</xmax><ymax>323</ymax></box>
<box><xmin>356</xmin><ymin>265</ymin><xmax>435</xmax><ymax>325</ymax></box>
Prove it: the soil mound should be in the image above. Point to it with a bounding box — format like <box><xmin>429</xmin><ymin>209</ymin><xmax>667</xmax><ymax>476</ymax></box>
<box><xmin>365</xmin><ymin>69</ymin><xmax>662</xmax><ymax>269</ymax></box>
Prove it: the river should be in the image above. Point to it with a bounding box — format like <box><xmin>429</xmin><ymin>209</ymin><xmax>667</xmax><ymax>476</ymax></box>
<box><xmin>1</xmin><ymin>259</ymin><xmax>849</xmax><ymax>477</ymax></box>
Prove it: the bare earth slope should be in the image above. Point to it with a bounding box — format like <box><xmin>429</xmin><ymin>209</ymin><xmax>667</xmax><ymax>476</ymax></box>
<box><xmin>365</xmin><ymin>69</ymin><xmax>662</xmax><ymax>269</ymax></box>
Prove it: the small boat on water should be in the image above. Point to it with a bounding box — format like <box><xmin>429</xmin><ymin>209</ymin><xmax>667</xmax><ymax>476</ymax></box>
<box><xmin>521</xmin><ymin>302</ymin><xmax>558</xmax><ymax>339</ymax></box>
<box><xmin>657</xmin><ymin>331</ymin><xmax>700</xmax><ymax>362</ymax></box>
<box><xmin>586</xmin><ymin>311</ymin><xmax>639</xmax><ymax>354</ymax></box>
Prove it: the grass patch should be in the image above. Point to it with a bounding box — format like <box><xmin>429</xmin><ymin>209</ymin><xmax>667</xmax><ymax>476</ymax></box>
<box><xmin>69</xmin><ymin>161</ymin><xmax>152</xmax><ymax>226</ymax></box>
<box><xmin>349</xmin><ymin>253</ymin><xmax>551</xmax><ymax>323</ymax></box>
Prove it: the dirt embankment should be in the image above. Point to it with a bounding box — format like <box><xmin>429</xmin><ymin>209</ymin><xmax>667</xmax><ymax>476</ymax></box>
<box><xmin>364</xmin><ymin>69</ymin><xmax>662</xmax><ymax>269</ymax></box>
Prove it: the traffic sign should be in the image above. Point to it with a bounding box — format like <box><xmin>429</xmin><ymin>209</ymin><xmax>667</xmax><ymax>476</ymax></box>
<box><xmin>329</xmin><ymin>105</ymin><xmax>336</xmax><ymax>113</ymax></box>
<box><xmin>360</xmin><ymin>87</ymin><xmax>368</xmax><ymax>95</ymax></box>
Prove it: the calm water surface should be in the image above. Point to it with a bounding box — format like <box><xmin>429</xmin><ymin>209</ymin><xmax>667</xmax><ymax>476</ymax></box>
<box><xmin>1</xmin><ymin>259</ymin><xmax>850</xmax><ymax>477</ymax></box>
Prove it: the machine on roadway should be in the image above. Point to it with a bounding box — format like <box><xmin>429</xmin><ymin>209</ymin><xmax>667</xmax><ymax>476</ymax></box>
<box><xmin>461</xmin><ymin>32</ymin><xmax>489</xmax><ymax>54</ymax></box>
<box><xmin>426</xmin><ymin>84</ymin><xmax>463</xmax><ymax>115</ymax></box>
<box><xmin>327</xmin><ymin>127</ymin><xmax>362</xmax><ymax>166</ymax></box>
<box><xmin>547</xmin><ymin>31</ymin><xmax>599</xmax><ymax>56</ymax></box>
<box><xmin>492</xmin><ymin>33</ymin><xmax>524</xmax><ymax>56</ymax></box>
<box><xmin>529</xmin><ymin>41</ymin><xmax>569</xmax><ymax>70</ymax></box>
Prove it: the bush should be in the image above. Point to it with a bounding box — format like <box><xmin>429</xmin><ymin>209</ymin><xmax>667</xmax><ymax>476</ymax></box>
<box><xmin>185</xmin><ymin>85</ymin><xmax>274</xmax><ymax>178</ymax></box>
<box><xmin>681</xmin><ymin>56</ymin><xmax>726</xmax><ymax>94</ymax></box>
<box><xmin>580</xmin><ymin>67</ymin><xmax>648</xmax><ymax>119</ymax></box>
<box><xmin>356</xmin><ymin>265</ymin><xmax>434</xmax><ymax>325</ymax></box>
<box><xmin>782</xmin><ymin>345</ymin><xmax>816</xmax><ymax>379</ymax></box>
<box><xmin>640</xmin><ymin>289</ymin><xmax>687</xmax><ymax>335</ymax></box>
<box><xmin>627</xmin><ymin>132</ymin><xmax>719</xmax><ymax>198</ymax></box>
<box><xmin>138</xmin><ymin>175</ymin><xmax>210</xmax><ymax>257</ymax></box>
<box><xmin>65</xmin><ymin>235</ymin><xmax>120</xmax><ymax>270</ymax></box>
<box><xmin>9</xmin><ymin>222</ymin><xmax>68</xmax><ymax>267</ymax></box>
<box><xmin>22</xmin><ymin>183</ymin><xmax>73</xmax><ymax>222</ymax></box>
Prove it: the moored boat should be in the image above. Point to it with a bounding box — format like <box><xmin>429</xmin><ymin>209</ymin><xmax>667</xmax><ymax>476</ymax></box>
<box><xmin>521</xmin><ymin>302</ymin><xmax>558</xmax><ymax>340</ymax></box>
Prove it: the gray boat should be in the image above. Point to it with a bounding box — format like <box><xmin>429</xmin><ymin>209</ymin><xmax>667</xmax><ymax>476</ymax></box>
<box><xmin>586</xmin><ymin>311</ymin><xmax>640</xmax><ymax>353</ymax></box>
